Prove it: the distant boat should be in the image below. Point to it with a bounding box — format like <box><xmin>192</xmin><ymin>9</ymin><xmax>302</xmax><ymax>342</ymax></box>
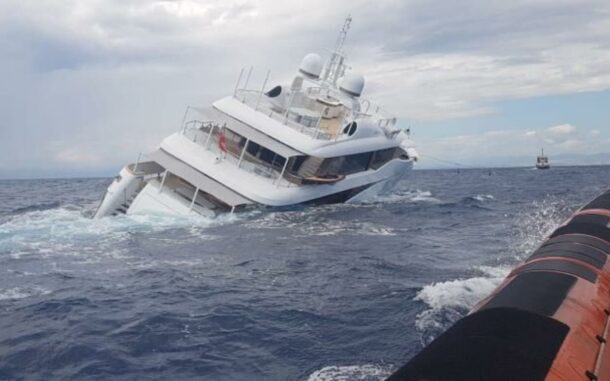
<box><xmin>536</xmin><ymin>148</ymin><xmax>550</xmax><ymax>169</ymax></box>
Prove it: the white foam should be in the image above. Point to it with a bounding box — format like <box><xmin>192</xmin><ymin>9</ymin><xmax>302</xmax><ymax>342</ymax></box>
<box><xmin>0</xmin><ymin>206</ymin><xmax>237</xmax><ymax>265</ymax></box>
<box><xmin>0</xmin><ymin>286</ymin><xmax>52</xmax><ymax>301</ymax></box>
<box><xmin>413</xmin><ymin>196</ymin><xmax>572</xmax><ymax>343</ymax></box>
<box><xmin>511</xmin><ymin>197</ymin><xmax>573</xmax><ymax>259</ymax></box>
<box><xmin>350</xmin><ymin>189</ymin><xmax>441</xmax><ymax>205</ymax></box>
<box><xmin>413</xmin><ymin>269</ymin><xmax>508</xmax><ymax>335</ymax></box>
<box><xmin>472</xmin><ymin>194</ymin><xmax>495</xmax><ymax>202</ymax></box>
<box><xmin>306</xmin><ymin>364</ymin><xmax>392</xmax><ymax>381</ymax></box>
<box><xmin>250</xmin><ymin>210</ymin><xmax>396</xmax><ymax>237</ymax></box>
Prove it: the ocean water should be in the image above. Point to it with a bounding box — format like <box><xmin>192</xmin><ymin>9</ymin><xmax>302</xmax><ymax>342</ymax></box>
<box><xmin>0</xmin><ymin>166</ymin><xmax>609</xmax><ymax>380</ymax></box>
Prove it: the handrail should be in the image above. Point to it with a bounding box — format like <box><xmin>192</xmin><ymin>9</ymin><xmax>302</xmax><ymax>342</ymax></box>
<box><xmin>181</xmin><ymin>126</ymin><xmax>295</xmax><ymax>187</ymax></box>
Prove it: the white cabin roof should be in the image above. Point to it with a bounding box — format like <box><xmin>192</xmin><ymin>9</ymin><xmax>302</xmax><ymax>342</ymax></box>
<box><xmin>212</xmin><ymin>96</ymin><xmax>401</xmax><ymax>158</ymax></box>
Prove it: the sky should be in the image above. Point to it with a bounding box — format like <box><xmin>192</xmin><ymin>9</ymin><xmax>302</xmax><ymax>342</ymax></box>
<box><xmin>1</xmin><ymin>0</ymin><xmax>610</xmax><ymax>178</ymax></box>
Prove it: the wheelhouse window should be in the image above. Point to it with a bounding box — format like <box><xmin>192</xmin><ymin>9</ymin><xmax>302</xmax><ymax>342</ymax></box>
<box><xmin>370</xmin><ymin>148</ymin><xmax>396</xmax><ymax>170</ymax></box>
<box><xmin>319</xmin><ymin>151</ymin><xmax>372</xmax><ymax>176</ymax></box>
<box><xmin>286</xmin><ymin>147</ymin><xmax>407</xmax><ymax>182</ymax></box>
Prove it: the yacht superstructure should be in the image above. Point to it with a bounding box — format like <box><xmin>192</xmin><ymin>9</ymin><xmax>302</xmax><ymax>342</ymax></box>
<box><xmin>94</xmin><ymin>18</ymin><xmax>418</xmax><ymax>218</ymax></box>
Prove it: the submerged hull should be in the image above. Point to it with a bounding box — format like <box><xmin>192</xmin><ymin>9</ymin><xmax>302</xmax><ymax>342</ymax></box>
<box><xmin>94</xmin><ymin>157</ymin><xmax>413</xmax><ymax>218</ymax></box>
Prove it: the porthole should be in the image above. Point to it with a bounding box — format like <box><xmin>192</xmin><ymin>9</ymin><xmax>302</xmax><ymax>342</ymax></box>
<box><xmin>343</xmin><ymin>121</ymin><xmax>358</xmax><ymax>136</ymax></box>
<box><xmin>348</xmin><ymin>122</ymin><xmax>358</xmax><ymax>136</ymax></box>
<box><xmin>265</xmin><ymin>85</ymin><xmax>282</xmax><ymax>98</ymax></box>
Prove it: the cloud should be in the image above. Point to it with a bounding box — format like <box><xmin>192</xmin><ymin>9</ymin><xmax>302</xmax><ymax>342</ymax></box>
<box><xmin>1</xmin><ymin>0</ymin><xmax>610</xmax><ymax>177</ymax></box>
<box><xmin>417</xmin><ymin>122</ymin><xmax>610</xmax><ymax>167</ymax></box>
<box><xmin>546</xmin><ymin>124</ymin><xmax>576</xmax><ymax>135</ymax></box>
<box><xmin>541</xmin><ymin>124</ymin><xmax>578</xmax><ymax>144</ymax></box>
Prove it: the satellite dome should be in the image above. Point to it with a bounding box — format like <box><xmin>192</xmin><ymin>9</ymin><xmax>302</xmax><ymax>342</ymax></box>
<box><xmin>340</xmin><ymin>73</ymin><xmax>365</xmax><ymax>97</ymax></box>
<box><xmin>299</xmin><ymin>53</ymin><xmax>323</xmax><ymax>79</ymax></box>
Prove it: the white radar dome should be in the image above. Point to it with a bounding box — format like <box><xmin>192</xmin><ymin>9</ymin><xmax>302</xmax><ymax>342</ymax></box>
<box><xmin>340</xmin><ymin>73</ymin><xmax>365</xmax><ymax>97</ymax></box>
<box><xmin>298</xmin><ymin>53</ymin><xmax>323</xmax><ymax>79</ymax></box>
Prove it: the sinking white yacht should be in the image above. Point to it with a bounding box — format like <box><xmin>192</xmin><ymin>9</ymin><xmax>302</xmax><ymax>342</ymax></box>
<box><xmin>94</xmin><ymin>18</ymin><xmax>418</xmax><ymax>218</ymax></box>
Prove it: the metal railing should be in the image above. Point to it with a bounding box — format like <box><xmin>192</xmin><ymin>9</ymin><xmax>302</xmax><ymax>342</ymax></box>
<box><xmin>228</xmin><ymin>66</ymin><xmax>400</xmax><ymax>139</ymax></box>
<box><xmin>180</xmin><ymin>120</ymin><xmax>296</xmax><ymax>187</ymax></box>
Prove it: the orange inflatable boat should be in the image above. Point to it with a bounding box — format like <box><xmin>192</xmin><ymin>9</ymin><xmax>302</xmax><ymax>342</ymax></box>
<box><xmin>387</xmin><ymin>190</ymin><xmax>610</xmax><ymax>381</ymax></box>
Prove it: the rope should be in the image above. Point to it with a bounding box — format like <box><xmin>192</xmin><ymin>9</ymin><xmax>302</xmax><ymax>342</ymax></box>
<box><xmin>419</xmin><ymin>153</ymin><xmax>478</xmax><ymax>169</ymax></box>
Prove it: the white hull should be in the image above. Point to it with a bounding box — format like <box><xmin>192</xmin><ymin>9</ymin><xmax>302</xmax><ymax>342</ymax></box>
<box><xmin>95</xmin><ymin>155</ymin><xmax>413</xmax><ymax>218</ymax></box>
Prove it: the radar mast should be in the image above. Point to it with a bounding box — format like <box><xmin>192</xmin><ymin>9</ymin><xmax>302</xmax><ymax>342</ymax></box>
<box><xmin>322</xmin><ymin>15</ymin><xmax>352</xmax><ymax>85</ymax></box>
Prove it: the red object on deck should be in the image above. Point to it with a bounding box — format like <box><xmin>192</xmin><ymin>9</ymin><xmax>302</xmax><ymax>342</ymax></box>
<box><xmin>218</xmin><ymin>130</ymin><xmax>227</xmax><ymax>153</ymax></box>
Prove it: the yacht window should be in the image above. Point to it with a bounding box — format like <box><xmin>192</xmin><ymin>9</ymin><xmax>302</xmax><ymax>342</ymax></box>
<box><xmin>271</xmin><ymin>155</ymin><xmax>287</xmax><ymax>169</ymax></box>
<box><xmin>285</xmin><ymin>147</ymin><xmax>405</xmax><ymax>182</ymax></box>
<box><xmin>341</xmin><ymin>151</ymin><xmax>371</xmax><ymax>174</ymax></box>
<box><xmin>259</xmin><ymin>147</ymin><xmax>275</xmax><ymax>164</ymax></box>
<box><xmin>318</xmin><ymin>151</ymin><xmax>372</xmax><ymax>176</ymax></box>
<box><xmin>265</xmin><ymin>86</ymin><xmax>282</xmax><ymax>98</ymax></box>
<box><xmin>223</xmin><ymin>128</ymin><xmax>244</xmax><ymax>154</ymax></box>
<box><xmin>370</xmin><ymin>148</ymin><xmax>396</xmax><ymax>170</ymax></box>
<box><xmin>342</xmin><ymin>122</ymin><xmax>358</xmax><ymax>136</ymax></box>
<box><xmin>291</xmin><ymin>156</ymin><xmax>307</xmax><ymax>172</ymax></box>
<box><xmin>246</xmin><ymin>141</ymin><xmax>261</xmax><ymax>156</ymax></box>
<box><xmin>348</xmin><ymin>122</ymin><xmax>357</xmax><ymax>136</ymax></box>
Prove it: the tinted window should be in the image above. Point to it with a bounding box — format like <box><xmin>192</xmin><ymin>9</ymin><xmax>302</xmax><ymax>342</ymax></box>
<box><xmin>265</xmin><ymin>85</ymin><xmax>282</xmax><ymax>98</ymax></box>
<box><xmin>342</xmin><ymin>122</ymin><xmax>358</xmax><ymax>136</ymax></box>
<box><xmin>259</xmin><ymin>147</ymin><xmax>275</xmax><ymax>164</ymax></box>
<box><xmin>348</xmin><ymin>122</ymin><xmax>357</xmax><ymax>136</ymax></box>
<box><xmin>318</xmin><ymin>152</ymin><xmax>372</xmax><ymax>176</ymax></box>
<box><xmin>246</xmin><ymin>141</ymin><xmax>261</xmax><ymax>156</ymax></box>
<box><xmin>370</xmin><ymin>148</ymin><xmax>396</xmax><ymax>170</ymax></box>
<box><xmin>290</xmin><ymin>156</ymin><xmax>307</xmax><ymax>172</ymax></box>
<box><xmin>340</xmin><ymin>151</ymin><xmax>371</xmax><ymax>174</ymax></box>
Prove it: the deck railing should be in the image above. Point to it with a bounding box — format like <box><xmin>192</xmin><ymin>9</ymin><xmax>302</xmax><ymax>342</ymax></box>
<box><xmin>180</xmin><ymin>121</ymin><xmax>296</xmax><ymax>187</ymax></box>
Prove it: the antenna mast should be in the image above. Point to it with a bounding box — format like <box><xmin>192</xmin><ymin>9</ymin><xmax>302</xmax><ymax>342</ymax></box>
<box><xmin>322</xmin><ymin>15</ymin><xmax>352</xmax><ymax>85</ymax></box>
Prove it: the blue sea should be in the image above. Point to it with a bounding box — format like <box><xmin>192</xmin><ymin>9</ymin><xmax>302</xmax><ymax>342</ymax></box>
<box><xmin>1</xmin><ymin>166</ymin><xmax>609</xmax><ymax>380</ymax></box>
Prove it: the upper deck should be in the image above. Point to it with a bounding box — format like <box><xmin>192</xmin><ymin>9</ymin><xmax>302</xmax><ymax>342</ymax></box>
<box><xmin>232</xmin><ymin>81</ymin><xmax>398</xmax><ymax>142</ymax></box>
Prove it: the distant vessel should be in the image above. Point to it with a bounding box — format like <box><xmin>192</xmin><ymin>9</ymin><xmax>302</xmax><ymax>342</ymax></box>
<box><xmin>536</xmin><ymin>148</ymin><xmax>550</xmax><ymax>170</ymax></box>
<box><xmin>94</xmin><ymin>17</ymin><xmax>418</xmax><ymax>218</ymax></box>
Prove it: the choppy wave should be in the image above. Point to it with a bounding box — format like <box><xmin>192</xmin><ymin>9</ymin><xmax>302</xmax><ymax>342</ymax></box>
<box><xmin>413</xmin><ymin>265</ymin><xmax>510</xmax><ymax>345</ymax></box>
<box><xmin>0</xmin><ymin>286</ymin><xmax>52</xmax><ymax>301</ymax></box>
<box><xmin>9</xmin><ymin>201</ymin><xmax>61</xmax><ymax>215</ymax></box>
<box><xmin>349</xmin><ymin>189</ymin><xmax>442</xmax><ymax>205</ymax></box>
<box><xmin>465</xmin><ymin>194</ymin><xmax>495</xmax><ymax>203</ymax></box>
<box><xmin>511</xmin><ymin>197</ymin><xmax>574</xmax><ymax>259</ymax></box>
<box><xmin>306</xmin><ymin>364</ymin><xmax>392</xmax><ymax>381</ymax></box>
<box><xmin>413</xmin><ymin>195</ymin><xmax>573</xmax><ymax>344</ymax></box>
<box><xmin>0</xmin><ymin>206</ymin><xmax>236</xmax><ymax>262</ymax></box>
<box><xmin>1</xmin><ymin>167</ymin><xmax>607</xmax><ymax>380</ymax></box>
<box><xmin>248</xmin><ymin>208</ymin><xmax>396</xmax><ymax>236</ymax></box>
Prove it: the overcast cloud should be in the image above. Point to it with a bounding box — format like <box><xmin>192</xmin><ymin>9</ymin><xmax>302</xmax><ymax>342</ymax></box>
<box><xmin>1</xmin><ymin>0</ymin><xmax>609</xmax><ymax>177</ymax></box>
